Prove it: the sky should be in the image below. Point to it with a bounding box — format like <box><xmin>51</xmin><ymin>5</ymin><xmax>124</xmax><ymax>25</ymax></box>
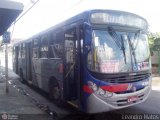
<box><xmin>12</xmin><ymin>0</ymin><xmax>160</xmax><ymax>39</ymax></box>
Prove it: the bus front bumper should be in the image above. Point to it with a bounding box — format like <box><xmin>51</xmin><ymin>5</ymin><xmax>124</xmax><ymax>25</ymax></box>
<box><xmin>86</xmin><ymin>86</ymin><xmax>151</xmax><ymax>113</ymax></box>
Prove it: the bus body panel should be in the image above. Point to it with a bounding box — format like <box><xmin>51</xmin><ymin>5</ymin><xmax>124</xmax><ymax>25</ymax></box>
<box><xmin>18</xmin><ymin>58</ymin><xmax>27</xmax><ymax>80</ymax></box>
<box><xmin>31</xmin><ymin>58</ymin><xmax>63</xmax><ymax>91</ymax></box>
<box><xmin>12</xmin><ymin>46</ymin><xmax>19</xmax><ymax>74</ymax></box>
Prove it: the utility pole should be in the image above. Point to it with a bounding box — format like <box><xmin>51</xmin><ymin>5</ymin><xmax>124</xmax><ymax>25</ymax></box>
<box><xmin>5</xmin><ymin>43</ymin><xmax>9</xmax><ymax>93</ymax></box>
<box><xmin>2</xmin><ymin>31</ymin><xmax>11</xmax><ymax>93</ymax></box>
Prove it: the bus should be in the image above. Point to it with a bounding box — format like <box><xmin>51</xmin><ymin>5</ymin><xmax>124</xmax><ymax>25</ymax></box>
<box><xmin>12</xmin><ymin>9</ymin><xmax>152</xmax><ymax>113</ymax></box>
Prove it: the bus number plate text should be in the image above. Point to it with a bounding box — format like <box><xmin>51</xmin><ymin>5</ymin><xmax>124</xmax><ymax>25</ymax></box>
<box><xmin>127</xmin><ymin>96</ymin><xmax>138</xmax><ymax>103</ymax></box>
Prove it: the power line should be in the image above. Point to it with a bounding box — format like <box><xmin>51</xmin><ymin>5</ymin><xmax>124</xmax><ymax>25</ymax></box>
<box><xmin>68</xmin><ymin>0</ymin><xmax>84</xmax><ymax>10</ymax></box>
<box><xmin>10</xmin><ymin>0</ymin><xmax>40</xmax><ymax>39</ymax></box>
<box><xmin>13</xmin><ymin>0</ymin><xmax>40</xmax><ymax>25</ymax></box>
<box><xmin>10</xmin><ymin>22</ymin><xmax>15</xmax><ymax>39</ymax></box>
<box><xmin>10</xmin><ymin>0</ymin><xmax>83</xmax><ymax>39</ymax></box>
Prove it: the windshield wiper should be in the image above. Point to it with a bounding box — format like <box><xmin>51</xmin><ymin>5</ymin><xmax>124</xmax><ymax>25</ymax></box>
<box><xmin>121</xmin><ymin>35</ymin><xmax>127</xmax><ymax>64</ymax></box>
<box><xmin>132</xmin><ymin>30</ymin><xmax>140</xmax><ymax>50</ymax></box>
<box><xmin>108</xmin><ymin>27</ymin><xmax>127</xmax><ymax>64</ymax></box>
<box><xmin>128</xmin><ymin>36</ymin><xmax>137</xmax><ymax>65</ymax></box>
<box><xmin>108</xmin><ymin>27</ymin><xmax>122</xmax><ymax>49</ymax></box>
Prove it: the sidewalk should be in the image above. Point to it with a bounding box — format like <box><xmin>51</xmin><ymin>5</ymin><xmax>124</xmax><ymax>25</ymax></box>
<box><xmin>152</xmin><ymin>74</ymin><xmax>160</xmax><ymax>91</ymax></box>
<box><xmin>0</xmin><ymin>66</ymin><xmax>73</xmax><ymax>120</ymax></box>
<box><xmin>0</xmin><ymin>69</ymin><xmax>52</xmax><ymax>120</ymax></box>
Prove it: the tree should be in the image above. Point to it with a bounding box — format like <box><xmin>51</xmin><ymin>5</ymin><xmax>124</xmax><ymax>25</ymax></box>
<box><xmin>150</xmin><ymin>32</ymin><xmax>160</xmax><ymax>74</ymax></box>
<box><xmin>148</xmin><ymin>32</ymin><xmax>160</xmax><ymax>56</ymax></box>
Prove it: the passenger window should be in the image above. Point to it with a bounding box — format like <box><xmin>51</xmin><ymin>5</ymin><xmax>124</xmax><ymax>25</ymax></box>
<box><xmin>32</xmin><ymin>38</ymin><xmax>40</xmax><ymax>58</ymax></box>
<box><xmin>49</xmin><ymin>31</ymin><xmax>64</xmax><ymax>58</ymax></box>
<box><xmin>12</xmin><ymin>47</ymin><xmax>15</xmax><ymax>59</ymax></box>
<box><xmin>21</xmin><ymin>43</ymin><xmax>25</xmax><ymax>58</ymax></box>
<box><xmin>18</xmin><ymin>44</ymin><xmax>22</xmax><ymax>58</ymax></box>
<box><xmin>18</xmin><ymin>45</ymin><xmax>20</xmax><ymax>58</ymax></box>
<box><xmin>40</xmin><ymin>34</ymin><xmax>49</xmax><ymax>58</ymax></box>
<box><xmin>33</xmin><ymin>48</ymin><xmax>39</xmax><ymax>58</ymax></box>
<box><xmin>49</xmin><ymin>33</ymin><xmax>55</xmax><ymax>58</ymax></box>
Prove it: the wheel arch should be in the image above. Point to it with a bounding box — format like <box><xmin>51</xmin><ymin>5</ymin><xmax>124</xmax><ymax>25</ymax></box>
<box><xmin>48</xmin><ymin>76</ymin><xmax>59</xmax><ymax>88</ymax></box>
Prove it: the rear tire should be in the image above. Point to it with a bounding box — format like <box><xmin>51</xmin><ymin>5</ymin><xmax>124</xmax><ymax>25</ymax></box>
<box><xmin>19</xmin><ymin>69</ymin><xmax>25</xmax><ymax>83</ymax></box>
<box><xmin>49</xmin><ymin>81</ymin><xmax>65</xmax><ymax>106</ymax></box>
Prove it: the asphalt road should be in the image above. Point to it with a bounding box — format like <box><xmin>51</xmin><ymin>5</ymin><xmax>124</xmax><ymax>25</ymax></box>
<box><xmin>12</xmin><ymin>76</ymin><xmax>160</xmax><ymax>120</ymax></box>
<box><xmin>112</xmin><ymin>90</ymin><xmax>160</xmax><ymax>114</ymax></box>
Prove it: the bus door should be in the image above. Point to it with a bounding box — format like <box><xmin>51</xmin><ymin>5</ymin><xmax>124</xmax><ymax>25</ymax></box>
<box><xmin>64</xmin><ymin>27</ymin><xmax>81</xmax><ymax>105</ymax></box>
<box><xmin>26</xmin><ymin>42</ymin><xmax>32</xmax><ymax>83</ymax></box>
<box><xmin>13</xmin><ymin>46</ymin><xmax>19</xmax><ymax>74</ymax></box>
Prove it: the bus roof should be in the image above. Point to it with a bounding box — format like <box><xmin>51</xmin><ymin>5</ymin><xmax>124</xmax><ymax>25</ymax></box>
<box><xmin>14</xmin><ymin>9</ymin><xmax>148</xmax><ymax>45</ymax></box>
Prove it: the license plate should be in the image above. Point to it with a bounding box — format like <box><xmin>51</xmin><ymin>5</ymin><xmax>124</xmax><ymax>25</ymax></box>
<box><xmin>127</xmin><ymin>96</ymin><xmax>138</xmax><ymax>103</ymax></box>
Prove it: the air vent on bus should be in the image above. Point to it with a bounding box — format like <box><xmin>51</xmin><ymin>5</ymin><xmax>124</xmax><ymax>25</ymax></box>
<box><xmin>102</xmin><ymin>73</ymin><xmax>150</xmax><ymax>83</ymax></box>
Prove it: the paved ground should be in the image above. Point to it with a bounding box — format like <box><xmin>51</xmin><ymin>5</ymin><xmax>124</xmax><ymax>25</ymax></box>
<box><xmin>0</xmin><ymin>68</ymin><xmax>52</xmax><ymax>120</ymax></box>
<box><xmin>0</xmin><ymin>67</ymin><xmax>77</xmax><ymax>120</ymax></box>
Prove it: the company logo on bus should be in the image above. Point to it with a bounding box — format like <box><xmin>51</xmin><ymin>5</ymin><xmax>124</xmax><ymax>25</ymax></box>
<box><xmin>127</xmin><ymin>84</ymin><xmax>136</xmax><ymax>92</ymax></box>
<box><xmin>132</xmin><ymin>87</ymin><xmax>137</xmax><ymax>92</ymax></box>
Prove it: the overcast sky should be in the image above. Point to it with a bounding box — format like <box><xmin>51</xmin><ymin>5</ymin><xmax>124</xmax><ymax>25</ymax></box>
<box><xmin>12</xmin><ymin>0</ymin><xmax>160</xmax><ymax>39</ymax></box>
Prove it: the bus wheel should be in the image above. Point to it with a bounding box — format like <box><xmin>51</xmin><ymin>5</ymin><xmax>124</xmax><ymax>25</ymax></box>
<box><xmin>19</xmin><ymin>69</ymin><xmax>25</xmax><ymax>83</ymax></box>
<box><xmin>49</xmin><ymin>82</ymin><xmax>64</xmax><ymax>106</ymax></box>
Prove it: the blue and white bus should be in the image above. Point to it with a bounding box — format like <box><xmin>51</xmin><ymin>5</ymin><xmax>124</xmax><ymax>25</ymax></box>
<box><xmin>13</xmin><ymin>9</ymin><xmax>152</xmax><ymax>113</ymax></box>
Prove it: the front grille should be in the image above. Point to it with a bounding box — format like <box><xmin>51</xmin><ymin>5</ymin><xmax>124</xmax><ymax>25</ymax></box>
<box><xmin>116</xmin><ymin>94</ymin><xmax>145</xmax><ymax>106</ymax></box>
<box><xmin>116</xmin><ymin>87</ymin><xmax>144</xmax><ymax>94</ymax></box>
<box><xmin>102</xmin><ymin>72</ymin><xmax>150</xmax><ymax>83</ymax></box>
<box><xmin>106</xmin><ymin>86</ymin><xmax>150</xmax><ymax>107</ymax></box>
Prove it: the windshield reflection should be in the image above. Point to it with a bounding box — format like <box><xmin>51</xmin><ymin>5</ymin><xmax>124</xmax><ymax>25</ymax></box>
<box><xmin>87</xmin><ymin>30</ymin><xmax>151</xmax><ymax>73</ymax></box>
<box><xmin>87</xmin><ymin>30</ymin><xmax>131</xmax><ymax>73</ymax></box>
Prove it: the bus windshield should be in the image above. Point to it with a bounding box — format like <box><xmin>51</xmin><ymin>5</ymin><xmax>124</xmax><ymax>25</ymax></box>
<box><xmin>87</xmin><ymin>29</ymin><xmax>150</xmax><ymax>73</ymax></box>
<box><xmin>129</xmin><ymin>32</ymin><xmax>150</xmax><ymax>71</ymax></box>
<box><xmin>130</xmin><ymin>32</ymin><xmax>150</xmax><ymax>62</ymax></box>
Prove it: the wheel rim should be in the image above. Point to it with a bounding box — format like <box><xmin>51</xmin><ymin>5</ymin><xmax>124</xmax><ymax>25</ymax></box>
<box><xmin>20</xmin><ymin>72</ymin><xmax>23</xmax><ymax>82</ymax></box>
<box><xmin>52</xmin><ymin>86</ymin><xmax>60</xmax><ymax>100</ymax></box>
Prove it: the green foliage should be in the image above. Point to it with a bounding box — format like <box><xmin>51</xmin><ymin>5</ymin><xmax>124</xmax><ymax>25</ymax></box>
<box><xmin>148</xmin><ymin>35</ymin><xmax>154</xmax><ymax>48</ymax></box>
<box><xmin>148</xmin><ymin>32</ymin><xmax>160</xmax><ymax>55</ymax></box>
<box><xmin>148</xmin><ymin>33</ymin><xmax>155</xmax><ymax>55</ymax></box>
<box><xmin>153</xmin><ymin>38</ymin><xmax>160</xmax><ymax>52</ymax></box>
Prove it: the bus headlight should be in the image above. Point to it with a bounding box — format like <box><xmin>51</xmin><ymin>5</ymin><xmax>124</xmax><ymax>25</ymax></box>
<box><xmin>88</xmin><ymin>81</ymin><xmax>113</xmax><ymax>98</ymax></box>
<box><xmin>97</xmin><ymin>88</ymin><xmax>113</xmax><ymax>98</ymax></box>
<box><xmin>104</xmin><ymin>91</ymin><xmax>113</xmax><ymax>98</ymax></box>
<box><xmin>88</xmin><ymin>81</ymin><xmax>98</xmax><ymax>91</ymax></box>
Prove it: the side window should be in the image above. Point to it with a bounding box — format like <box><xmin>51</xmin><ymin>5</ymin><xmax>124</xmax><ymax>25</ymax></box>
<box><xmin>65</xmin><ymin>28</ymin><xmax>76</xmax><ymax>63</ymax></box>
<box><xmin>33</xmin><ymin>48</ymin><xmax>39</xmax><ymax>58</ymax></box>
<box><xmin>13</xmin><ymin>47</ymin><xmax>15</xmax><ymax>57</ymax></box>
<box><xmin>21</xmin><ymin>43</ymin><xmax>25</xmax><ymax>58</ymax></box>
<box><xmin>48</xmin><ymin>33</ymin><xmax>55</xmax><ymax>58</ymax></box>
<box><xmin>18</xmin><ymin>44</ymin><xmax>22</xmax><ymax>58</ymax></box>
<box><xmin>32</xmin><ymin>38</ymin><xmax>40</xmax><ymax>58</ymax></box>
<box><xmin>17</xmin><ymin>45</ymin><xmax>20</xmax><ymax>58</ymax></box>
<box><xmin>40</xmin><ymin>34</ymin><xmax>49</xmax><ymax>58</ymax></box>
<box><xmin>64</xmin><ymin>25</ymin><xmax>83</xmax><ymax>63</ymax></box>
<box><xmin>12</xmin><ymin>47</ymin><xmax>16</xmax><ymax>61</ymax></box>
<box><xmin>49</xmin><ymin>31</ymin><xmax>64</xmax><ymax>58</ymax></box>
